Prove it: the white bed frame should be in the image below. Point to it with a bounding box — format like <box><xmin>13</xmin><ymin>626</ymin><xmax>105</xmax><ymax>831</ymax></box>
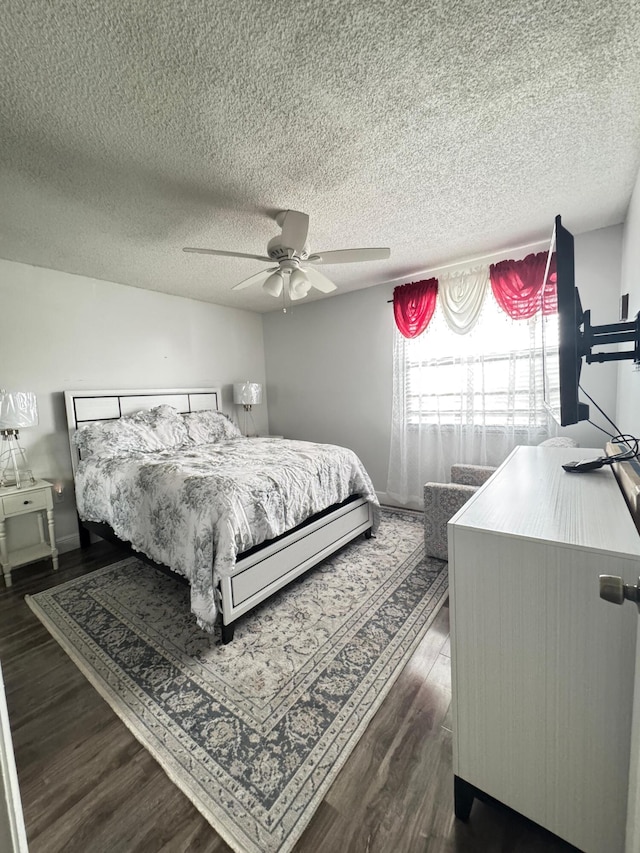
<box><xmin>64</xmin><ymin>388</ymin><xmax>374</xmax><ymax>642</ymax></box>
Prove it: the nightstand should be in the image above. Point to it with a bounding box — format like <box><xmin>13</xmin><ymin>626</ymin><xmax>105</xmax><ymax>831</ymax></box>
<box><xmin>0</xmin><ymin>479</ymin><xmax>58</xmax><ymax>587</ymax></box>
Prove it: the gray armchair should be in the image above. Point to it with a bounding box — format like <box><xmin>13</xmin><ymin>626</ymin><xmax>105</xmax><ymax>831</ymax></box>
<box><xmin>423</xmin><ymin>465</ymin><xmax>496</xmax><ymax>560</ymax></box>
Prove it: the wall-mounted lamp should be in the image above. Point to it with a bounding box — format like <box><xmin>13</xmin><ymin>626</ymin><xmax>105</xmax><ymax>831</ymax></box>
<box><xmin>233</xmin><ymin>382</ymin><xmax>263</xmax><ymax>436</ymax></box>
<box><xmin>0</xmin><ymin>390</ymin><xmax>38</xmax><ymax>489</ymax></box>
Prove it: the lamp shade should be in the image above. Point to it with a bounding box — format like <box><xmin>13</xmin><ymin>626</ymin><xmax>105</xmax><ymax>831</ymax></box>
<box><xmin>263</xmin><ymin>271</ymin><xmax>284</xmax><ymax>298</ymax></box>
<box><xmin>233</xmin><ymin>382</ymin><xmax>263</xmax><ymax>406</ymax></box>
<box><xmin>290</xmin><ymin>269</ymin><xmax>311</xmax><ymax>300</ymax></box>
<box><xmin>0</xmin><ymin>390</ymin><xmax>38</xmax><ymax>429</ymax></box>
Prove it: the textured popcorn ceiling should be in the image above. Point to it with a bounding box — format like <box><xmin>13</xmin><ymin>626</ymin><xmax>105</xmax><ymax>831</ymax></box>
<box><xmin>1</xmin><ymin>0</ymin><xmax>639</xmax><ymax>313</ymax></box>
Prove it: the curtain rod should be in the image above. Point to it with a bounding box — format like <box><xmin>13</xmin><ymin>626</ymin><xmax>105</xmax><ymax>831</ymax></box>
<box><xmin>385</xmin><ymin>237</ymin><xmax>548</xmax><ymax>302</ymax></box>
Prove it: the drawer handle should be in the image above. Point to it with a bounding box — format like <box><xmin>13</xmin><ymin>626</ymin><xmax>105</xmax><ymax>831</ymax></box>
<box><xmin>23</xmin><ymin>500</ymin><xmax>32</xmax><ymax>505</ymax></box>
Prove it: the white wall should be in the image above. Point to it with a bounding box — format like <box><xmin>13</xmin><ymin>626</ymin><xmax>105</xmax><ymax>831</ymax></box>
<box><xmin>0</xmin><ymin>258</ymin><xmax>268</xmax><ymax>552</ymax></box>
<box><xmin>617</xmin><ymin>166</ymin><xmax>640</xmax><ymax>435</ymax></box>
<box><xmin>263</xmin><ymin>224</ymin><xmax>624</xmax><ymax>500</ymax></box>
<box><xmin>264</xmin><ymin>284</ymin><xmax>394</xmax><ymax>494</ymax></box>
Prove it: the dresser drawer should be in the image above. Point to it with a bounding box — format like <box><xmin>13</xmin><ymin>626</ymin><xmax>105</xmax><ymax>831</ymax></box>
<box><xmin>2</xmin><ymin>489</ymin><xmax>49</xmax><ymax>516</ymax></box>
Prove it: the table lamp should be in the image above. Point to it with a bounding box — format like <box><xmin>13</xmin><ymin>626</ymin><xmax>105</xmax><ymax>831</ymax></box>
<box><xmin>233</xmin><ymin>382</ymin><xmax>262</xmax><ymax>436</ymax></box>
<box><xmin>0</xmin><ymin>390</ymin><xmax>38</xmax><ymax>489</ymax></box>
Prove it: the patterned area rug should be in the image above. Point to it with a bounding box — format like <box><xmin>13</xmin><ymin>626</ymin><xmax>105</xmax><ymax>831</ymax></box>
<box><xmin>26</xmin><ymin>509</ymin><xmax>448</xmax><ymax>853</ymax></box>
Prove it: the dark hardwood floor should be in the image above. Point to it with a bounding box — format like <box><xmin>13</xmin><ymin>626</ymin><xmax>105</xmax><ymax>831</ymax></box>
<box><xmin>0</xmin><ymin>546</ymin><xmax>578</xmax><ymax>853</ymax></box>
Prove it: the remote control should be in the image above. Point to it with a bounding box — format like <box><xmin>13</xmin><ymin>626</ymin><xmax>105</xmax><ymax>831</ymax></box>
<box><xmin>562</xmin><ymin>457</ymin><xmax>606</xmax><ymax>473</ymax></box>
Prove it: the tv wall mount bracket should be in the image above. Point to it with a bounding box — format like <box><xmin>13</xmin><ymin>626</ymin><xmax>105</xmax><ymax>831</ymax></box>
<box><xmin>580</xmin><ymin>309</ymin><xmax>640</xmax><ymax>365</ymax></box>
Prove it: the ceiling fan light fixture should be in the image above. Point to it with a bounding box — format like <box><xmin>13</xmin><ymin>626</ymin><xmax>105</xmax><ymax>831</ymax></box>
<box><xmin>290</xmin><ymin>268</ymin><xmax>311</xmax><ymax>299</ymax></box>
<box><xmin>263</xmin><ymin>271</ymin><xmax>284</xmax><ymax>297</ymax></box>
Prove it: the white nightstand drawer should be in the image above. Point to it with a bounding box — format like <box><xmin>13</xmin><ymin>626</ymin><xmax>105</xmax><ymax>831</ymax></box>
<box><xmin>2</xmin><ymin>490</ymin><xmax>48</xmax><ymax>516</ymax></box>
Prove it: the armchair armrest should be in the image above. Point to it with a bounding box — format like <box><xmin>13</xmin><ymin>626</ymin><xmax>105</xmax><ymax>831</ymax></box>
<box><xmin>423</xmin><ymin>481</ymin><xmax>478</xmax><ymax>561</ymax></box>
<box><xmin>450</xmin><ymin>464</ymin><xmax>497</xmax><ymax>487</ymax></box>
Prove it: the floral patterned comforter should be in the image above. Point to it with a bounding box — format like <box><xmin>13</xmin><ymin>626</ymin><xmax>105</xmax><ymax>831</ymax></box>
<box><xmin>75</xmin><ymin>437</ymin><xmax>380</xmax><ymax>631</ymax></box>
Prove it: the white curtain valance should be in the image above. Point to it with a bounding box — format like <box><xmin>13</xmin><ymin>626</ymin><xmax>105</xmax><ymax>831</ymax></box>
<box><xmin>438</xmin><ymin>265</ymin><xmax>489</xmax><ymax>335</ymax></box>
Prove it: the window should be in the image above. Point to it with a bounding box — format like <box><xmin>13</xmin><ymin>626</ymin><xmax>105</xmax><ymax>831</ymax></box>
<box><xmin>404</xmin><ymin>296</ymin><xmax>558</xmax><ymax>429</ymax></box>
<box><xmin>388</xmin><ymin>295</ymin><xmax>558</xmax><ymax>503</ymax></box>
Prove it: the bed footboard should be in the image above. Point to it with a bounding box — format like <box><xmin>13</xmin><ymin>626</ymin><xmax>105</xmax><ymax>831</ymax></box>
<box><xmin>218</xmin><ymin>497</ymin><xmax>374</xmax><ymax>642</ymax></box>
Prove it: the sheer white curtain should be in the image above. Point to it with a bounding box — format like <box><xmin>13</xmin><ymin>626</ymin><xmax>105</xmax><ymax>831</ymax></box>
<box><xmin>387</xmin><ymin>269</ymin><xmax>557</xmax><ymax>505</ymax></box>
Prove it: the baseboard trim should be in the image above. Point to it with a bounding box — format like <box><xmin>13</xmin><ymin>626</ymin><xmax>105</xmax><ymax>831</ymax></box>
<box><xmin>376</xmin><ymin>491</ymin><xmax>421</xmax><ymax>512</ymax></box>
<box><xmin>56</xmin><ymin>533</ymin><xmax>81</xmax><ymax>554</ymax></box>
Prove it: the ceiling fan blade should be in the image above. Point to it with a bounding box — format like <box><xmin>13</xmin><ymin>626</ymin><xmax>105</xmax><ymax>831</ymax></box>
<box><xmin>277</xmin><ymin>210</ymin><xmax>309</xmax><ymax>254</ymax></box>
<box><xmin>306</xmin><ymin>247</ymin><xmax>391</xmax><ymax>264</ymax></box>
<box><xmin>303</xmin><ymin>266</ymin><xmax>338</xmax><ymax>293</ymax></box>
<box><xmin>183</xmin><ymin>247</ymin><xmax>272</xmax><ymax>263</ymax></box>
<box><xmin>231</xmin><ymin>267</ymin><xmax>279</xmax><ymax>291</ymax></box>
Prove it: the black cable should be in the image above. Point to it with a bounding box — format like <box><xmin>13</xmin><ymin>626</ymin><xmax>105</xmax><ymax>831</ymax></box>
<box><xmin>576</xmin><ymin>386</ymin><xmax>639</xmax><ymax>464</ymax></box>
<box><xmin>588</xmin><ymin>419</ymin><xmax>614</xmax><ymax>439</ymax></box>
<box><xmin>579</xmin><ymin>383</ymin><xmax>623</xmax><ymax>436</ymax></box>
<box><xmin>600</xmin><ymin>434</ymin><xmax>638</xmax><ymax>464</ymax></box>
<box><xmin>610</xmin><ymin>434</ymin><xmax>640</xmax><ymax>461</ymax></box>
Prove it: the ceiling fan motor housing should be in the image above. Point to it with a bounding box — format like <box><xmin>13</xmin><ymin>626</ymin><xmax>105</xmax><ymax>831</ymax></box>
<box><xmin>267</xmin><ymin>235</ymin><xmax>310</xmax><ymax>262</ymax></box>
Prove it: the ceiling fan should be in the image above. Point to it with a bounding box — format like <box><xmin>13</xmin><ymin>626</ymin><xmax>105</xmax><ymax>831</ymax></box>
<box><xmin>183</xmin><ymin>210</ymin><xmax>390</xmax><ymax>301</ymax></box>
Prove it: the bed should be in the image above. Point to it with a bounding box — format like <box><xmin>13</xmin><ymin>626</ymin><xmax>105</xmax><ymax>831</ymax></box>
<box><xmin>64</xmin><ymin>387</ymin><xmax>379</xmax><ymax>642</ymax></box>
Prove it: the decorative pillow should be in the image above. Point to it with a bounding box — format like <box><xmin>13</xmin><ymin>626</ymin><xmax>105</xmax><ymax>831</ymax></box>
<box><xmin>182</xmin><ymin>410</ymin><xmax>242</xmax><ymax>444</ymax></box>
<box><xmin>74</xmin><ymin>405</ymin><xmax>189</xmax><ymax>458</ymax></box>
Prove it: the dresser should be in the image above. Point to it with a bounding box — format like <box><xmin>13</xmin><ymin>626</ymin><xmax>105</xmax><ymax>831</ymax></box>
<box><xmin>448</xmin><ymin>445</ymin><xmax>640</xmax><ymax>853</ymax></box>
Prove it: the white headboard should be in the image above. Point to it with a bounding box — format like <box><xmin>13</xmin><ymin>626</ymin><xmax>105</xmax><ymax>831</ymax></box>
<box><xmin>64</xmin><ymin>387</ymin><xmax>222</xmax><ymax>476</ymax></box>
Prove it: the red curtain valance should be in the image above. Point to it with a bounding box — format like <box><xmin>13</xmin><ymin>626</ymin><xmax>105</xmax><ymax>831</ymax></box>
<box><xmin>489</xmin><ymin>251</ymin><xmax>557</xmax><ymax>320</ymax></box>
<box><xmin>393</xmin><ymin>278</ymin><xmax>438</xmax><ymax>338</ymax></box>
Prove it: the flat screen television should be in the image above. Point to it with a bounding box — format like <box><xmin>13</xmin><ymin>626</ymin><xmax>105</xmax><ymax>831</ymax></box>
<box><xmin>541</xmin><ymin>214</ymin><xmax>590</xmax><ymax>426</ymax></box>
